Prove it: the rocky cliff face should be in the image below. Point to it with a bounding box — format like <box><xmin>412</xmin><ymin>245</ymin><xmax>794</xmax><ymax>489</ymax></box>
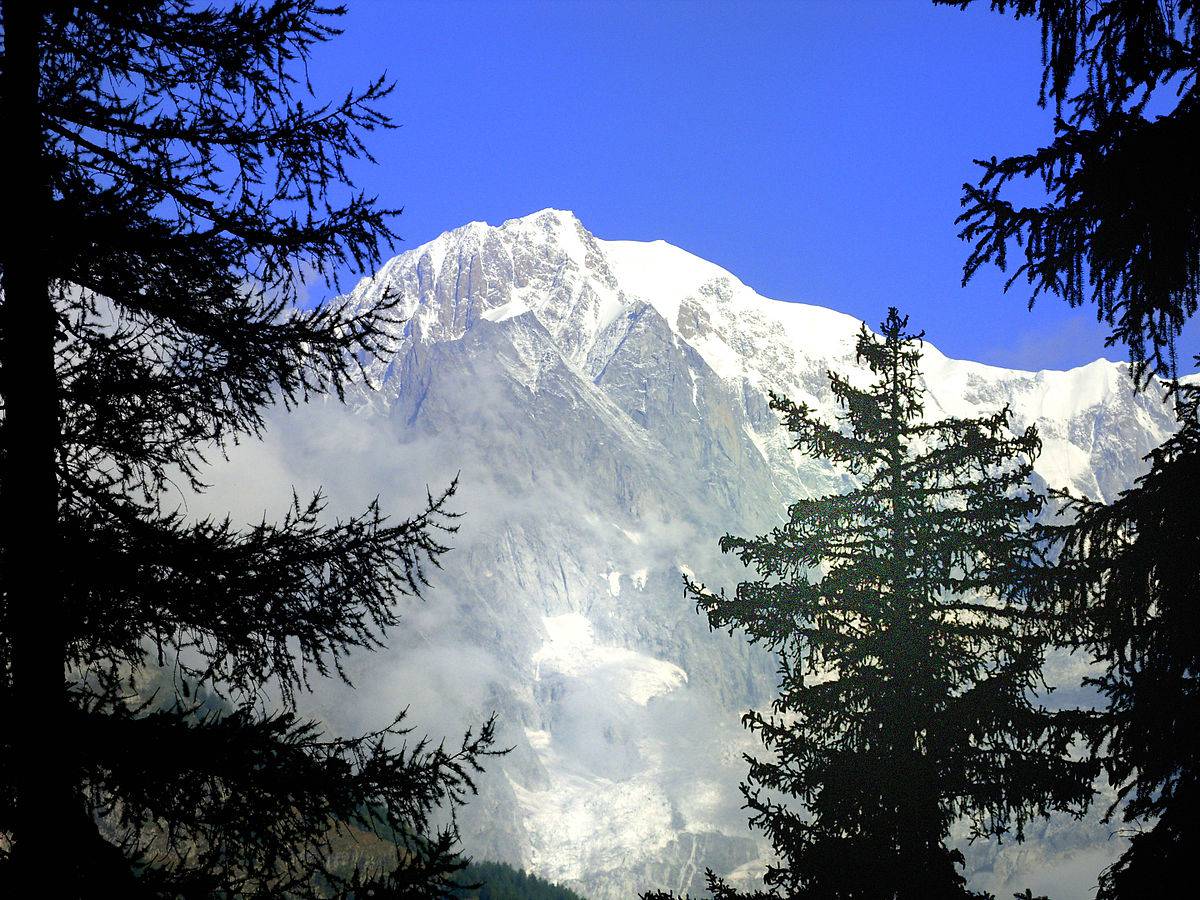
<box><xmin>239</xmin><ymin>210</ymin><xmax>1177</xmax><ymax>899</ymax></box>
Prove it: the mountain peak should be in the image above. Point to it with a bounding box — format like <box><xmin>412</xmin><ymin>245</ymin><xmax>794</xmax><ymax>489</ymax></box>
<box><xmin>504</xmin><ymin>207</ymin><xmax>581</xmax><ymax>225</ymax></box>
<box><xmin>497</xmin><ymin>208</ymin><xmax>587</xmax><ymax>245</ymax></box>
<box><xmin>321</xmin><ymin>209</ymin><xmax>1184</xmax><ymax>897</ymax></box>
<box><xmin>365</xmin><ymin>214</ymin><xmax>1155</xmax><ymax>385</ymax></box>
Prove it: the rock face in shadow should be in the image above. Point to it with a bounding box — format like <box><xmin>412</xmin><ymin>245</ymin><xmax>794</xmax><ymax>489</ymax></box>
<box><xmin>269</xmin><ymin>210</ymin><xmax>1177</xmax><ymax>899</ymax></box>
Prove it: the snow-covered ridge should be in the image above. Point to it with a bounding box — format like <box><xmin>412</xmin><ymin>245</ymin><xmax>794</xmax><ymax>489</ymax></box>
<box><xmin>317</xmin><ymin>208</ymin><xmax>1182</xmax><ymax>898</ymax></box>
<box><xmin>350</xmin><ymin>208</ymin><xmax>1172</xmax><ymax>502</ymax></box>
<box><xmin>600</xmin><ymin>235</ymin><xmax>862</xmax><ymax>357</ymax></box>
<box><xmin>355</xmin><ymin>207</ymin><xmax>1135</xmax><ymax>392</ymax></box>
<box><xmin>357</xmin><ymin>207</ymin><xmax>1110</xmax><ymax>376</ymax></box>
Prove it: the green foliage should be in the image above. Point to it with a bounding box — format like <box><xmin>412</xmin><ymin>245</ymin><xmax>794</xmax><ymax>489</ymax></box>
<box><xmin>452</xmin><ymin>860</ymin><xmax>588</xmax><ymax>900</ymax></box>
<box><xmin>652</xmin><ymin>311</ymin><xmax>1094</xmax><ymax>900</ymax></box>
<box><xmin>642</xmin><ymin>868</ymin><xmax>771</xmax><ymax>900</ymax></box>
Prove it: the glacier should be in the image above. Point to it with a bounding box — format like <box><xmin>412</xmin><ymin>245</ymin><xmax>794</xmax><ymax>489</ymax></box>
<box><xmin>198</xmin><ymin>209</ymin><xmax>1180</xmax><ymax>899</ymax></box>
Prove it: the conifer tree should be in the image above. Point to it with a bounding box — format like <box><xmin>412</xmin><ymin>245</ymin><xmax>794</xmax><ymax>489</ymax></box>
<box><xmin>938</xmin><ymin>4</ymin><xmax>1200</xmax><ymax>895</ymax></box>
<box><xmin>0</xmin><ymin>1</ymin><xmax>496</xmax><ymax>894</ymax></box>
<box><xmin>934</xmin><ymin>0</ymin><xmax>1198</xmax><ymax>383</ymax></box>
<box><xmin>1042</xmin><ymin>383</ymin><xmax>1200</xmax><ymax>898</ymax></box>
<box><xmin>648</xmin><ymin>311</ymin><xmax>1095</xmax><ymax>900</ymax></box>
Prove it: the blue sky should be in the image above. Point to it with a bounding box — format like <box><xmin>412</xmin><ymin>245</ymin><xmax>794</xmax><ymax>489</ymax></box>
<box><xmin>311</xmin><ymin>0</ymin><xmax>1196</xmax><ymax>374</ymax></box>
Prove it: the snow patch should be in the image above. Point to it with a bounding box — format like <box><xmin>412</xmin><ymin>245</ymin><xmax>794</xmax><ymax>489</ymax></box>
<box><xmin>743</xmin><ymin>423</ymin><xmax>770</xmax><ymax>462</ymax></box>
<box><xmin>689</xmin><ymin>329</ymin><xmax>745</xmax><ymax>381</ymax></box>
<box><xmin>481</xmin><ymin>297</ymin><xmax>532</xmax><ymax>322</ymax></box>
<box><xmin>606</xmin><ymin>571</ymin><xmax>622</xmax><ymax>596</ymax></box>
<box><xmin>616</xmin><ymin>525</ymin><xmax>643</xmax><ymax>544</ymax></box>
<box><xmin>532</xmin><ymin>614</ymin><xmax>687</xmax><ymax>706</ymax></box>
<box><xmin>509</xmin><ymin>769</ymin><xmax>675</xmax><ymax>884</ymax></box>
<box><xmin>599</xmin><ymin>239</ymin><xmax>733</xmax><ymax>328</ymax></box>
<box><xmin>517</xmin><ymin>613</ymin><xmax>692</xmax><ymax>884</ymax></box>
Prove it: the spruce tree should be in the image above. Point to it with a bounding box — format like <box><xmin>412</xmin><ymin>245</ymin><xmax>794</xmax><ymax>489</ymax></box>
<box><xmin>649</xmin><ymin>311</ymin><xmax>1095</xmax><ymax>900</ymax></box>
<box><xmin>1043</xmin><ymin>382</ymin><xmax>1200</xmax><ymax>898</ymax></box>
<box><xmin>0</xmin><ymin>1</ymin><xmax>495</xmax><ymax>894</ymax></box>
<box><xmin>938</xmin><ymin>4</ymin><xmax>1200</xmax><ymax>895</ymax></box>
<box><xmin>934</xmin><ymin>0</ymin><xmax>1198</xmax><ymax>384</ymax></box>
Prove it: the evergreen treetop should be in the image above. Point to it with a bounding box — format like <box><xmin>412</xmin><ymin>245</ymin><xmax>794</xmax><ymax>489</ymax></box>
<box><xmin>650</xmin><ymin>310</ymin><xmax>1094</xmax><ymax>900</ymax></box>
<box><xmin>934</xmin><ymin>0</ymin><xmax>1199</xmax><ymax>381</ymax></box>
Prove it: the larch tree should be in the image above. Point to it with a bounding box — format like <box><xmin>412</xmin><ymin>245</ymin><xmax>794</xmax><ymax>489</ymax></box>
<box><xmin>647</xmin><ymin>310</ymin><xmax>1095</xmax><ymax>900</ymax></box>
<box><xmin>0</xmin><ymin>1</ymin><xmax>496</xmax><ymax>895</ymax></box>
<box><xmin>936</xmin><ymin>3</ymin><xmax>1199</xmax><ymax>895</ymax></box>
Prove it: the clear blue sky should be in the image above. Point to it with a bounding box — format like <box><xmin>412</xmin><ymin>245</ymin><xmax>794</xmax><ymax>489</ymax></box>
<box><xmin>312</xmin><ymin>0</ymin><xmax>1197</xmax><ymax>374</ymax></box>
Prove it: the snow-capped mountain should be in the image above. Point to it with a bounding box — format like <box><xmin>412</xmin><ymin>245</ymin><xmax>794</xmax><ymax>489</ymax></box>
<box><xmin>217</xmin><ymin>209</ymin><xmax>1179</xmax><ymax>899</ymax></box>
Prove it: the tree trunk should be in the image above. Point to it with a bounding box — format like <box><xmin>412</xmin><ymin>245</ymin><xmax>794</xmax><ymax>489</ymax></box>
<box><xmin>0</xmin><ymin>0</ymin><xmax>72</xmax><ymax>884</ymax></box>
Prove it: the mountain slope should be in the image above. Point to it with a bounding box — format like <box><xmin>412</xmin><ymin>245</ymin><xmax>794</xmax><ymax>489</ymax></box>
<box><xmin>226</xmin><ymin>210</ymin><xmax>1176</xmax><ymax>899</ymax></box>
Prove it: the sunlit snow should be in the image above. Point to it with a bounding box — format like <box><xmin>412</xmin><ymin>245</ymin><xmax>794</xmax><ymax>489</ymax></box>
<box><xmin>532</xmin><ymin>613</ymin><xmax>687</xmax><ymax>706</ymax></box>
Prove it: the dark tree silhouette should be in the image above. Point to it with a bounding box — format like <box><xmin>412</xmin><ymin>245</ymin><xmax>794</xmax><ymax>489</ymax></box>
<box><xmin>451</xmin><ymin>860</ymin><xmax>589</xmax><ymax>900</ymax></box>
<box><xmin>646</xmin><ymin>311</ymin><xmax>1094</xmax><ymax>900</ymax></box>
<box><xmin>938</xmin><ymin>4</ymin><xmax>1200</xmax><ymax>897</ymax></box>
<box><xmin>1043</xmin><ymin>382</ymin><xmax>1200</xmax><ymax>899</ymax></box>
<box><xmin>934</xmin><ymin>0</ymin><xmax>1198</xmax><ymax>383</ymax></box>
<box><xmin>0</xmin><ymin>1</ymin><xmax>496</xmax><ymax>894</ymax></box>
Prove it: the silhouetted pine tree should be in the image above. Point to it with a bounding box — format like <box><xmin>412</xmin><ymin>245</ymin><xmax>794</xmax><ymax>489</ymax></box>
<box><xmin>934</xmin><ymin>0</ymin><xmax>1198</xmax><ymax>383</ymax></box>
<box><xmin>1043</xmin><ymin>381</ymin><xmax>1200</xmax><ymax>898</ymax></box>
<box><xmin>937</xmin><ymin>4</ymin><xmax>1200</xmax><ymax>896</ymax></box>
<box><xmin>0</xmin><ymin>2</ymin><xmax>496</xmax><ymax>895</ymax></box>
<box><xmin>646</xmin><ymin>311</ymin><xmax>1095</xmax><ymax>900</ymax></box>
<box><xmin>451</xmin><ymin>860</ymin><xmax>589</xmax><ymax>900</ymax></box>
